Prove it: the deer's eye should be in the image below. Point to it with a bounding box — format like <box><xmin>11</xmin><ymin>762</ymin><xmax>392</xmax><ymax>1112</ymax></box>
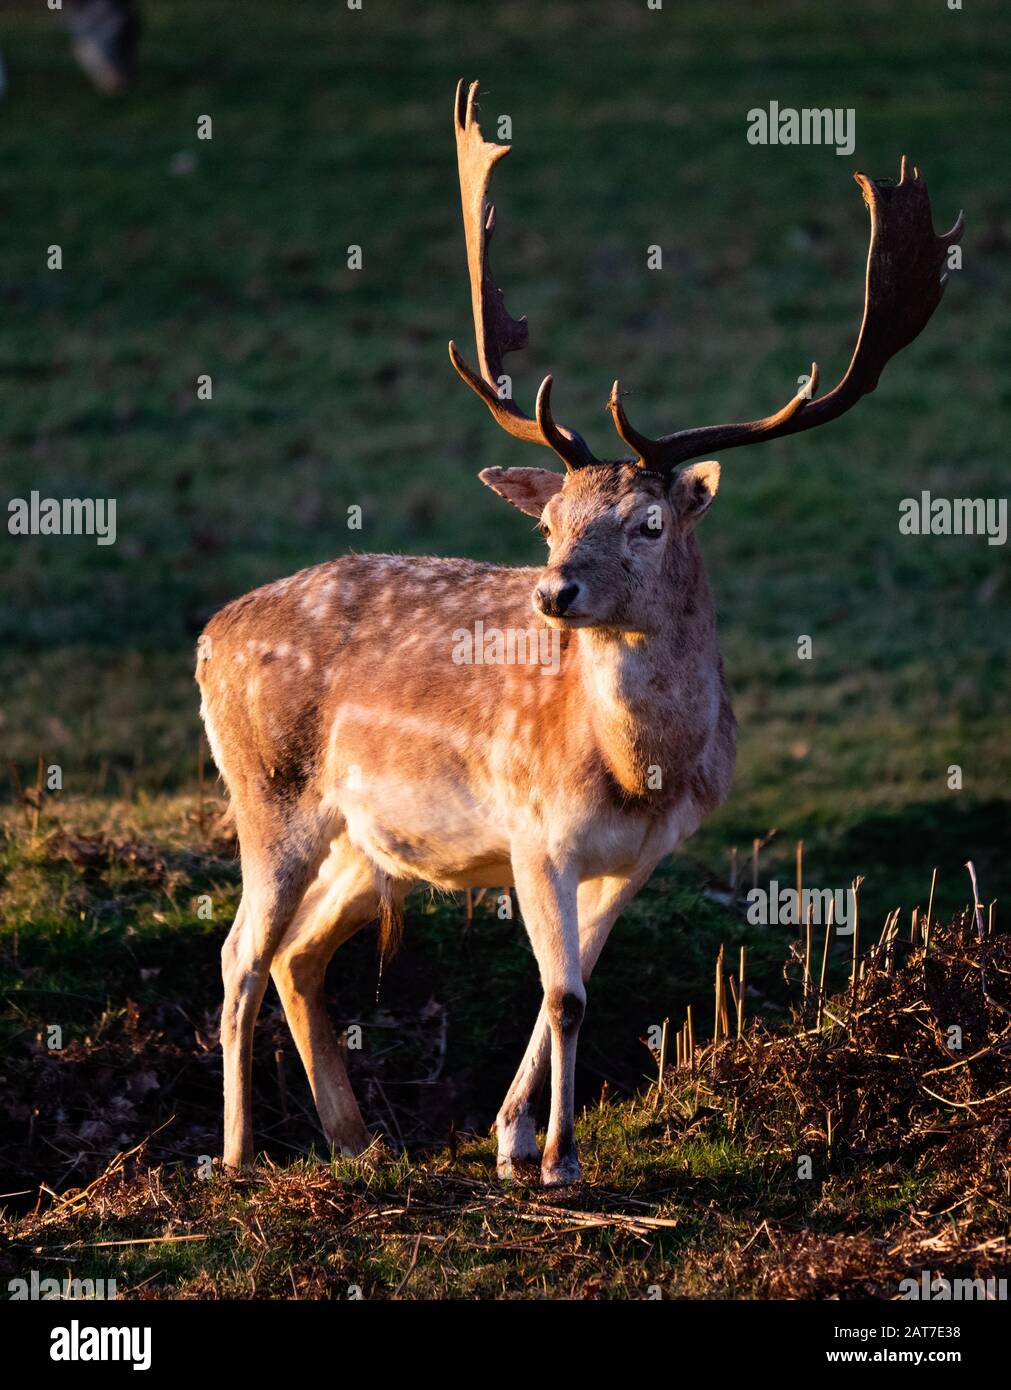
<box><xmin>638</xmin><ymin>520</ymin><xmax>662</xmax><ymax>538</ymax></box>
<box><xmin>539</xmin><ymin>522</ymin><xmax>551</xmax><ymax>540</ymax></box>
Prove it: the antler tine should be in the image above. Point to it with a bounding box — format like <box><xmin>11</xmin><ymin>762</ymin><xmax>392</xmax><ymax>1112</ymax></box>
<box><xmin>533</xmin><ymin>376</ymin><xmax>598</xmax><ymax>472</ymax></box>
<box><xmin>609</xmin><ymin>367</ymin><xmax>821</xmax><ymax>472</ymax></box>
<box><xmin>612</xmin><ymin>160</ymin><xmax>963</xmax><ymax>470</ymax></box>
<box><xmin>448</xmin><ymin>79</ymin><xmax>606</xmax><ymax>472</ymax></box>
<box><xmin>607</xmin><ymin>381</ymin><xmax>659</xmax><ymax>468</ymax></box>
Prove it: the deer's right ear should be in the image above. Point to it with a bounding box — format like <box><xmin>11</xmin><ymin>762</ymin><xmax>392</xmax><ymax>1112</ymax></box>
<box><xmin>478</xmin><ymin>467</ymin><xmax>565</xmax><ymax>518</ymax></box>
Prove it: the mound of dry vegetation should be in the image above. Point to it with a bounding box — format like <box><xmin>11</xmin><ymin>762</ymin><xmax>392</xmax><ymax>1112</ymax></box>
<box><xmin>673</xmin><ymin>901</ymin><xmax>1011</xmax><ymax>1297</ymax></box>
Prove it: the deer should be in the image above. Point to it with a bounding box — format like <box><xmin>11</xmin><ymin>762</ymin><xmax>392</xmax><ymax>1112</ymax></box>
<box><xmin>196</xmin><ymin>79</ymin><xmax>962</xmax><ymax>1185</ymax></box>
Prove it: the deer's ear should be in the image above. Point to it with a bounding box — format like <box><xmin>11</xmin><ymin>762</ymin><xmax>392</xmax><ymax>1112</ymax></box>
<box><xmin>478</xmin><ymin>467</ymin><xmax>565</xmax><ymax>518</ymax></box>
<box><xmin>669</xmin><ymin>461</ymin><xmax>720</xmax><ymax>525</ymax></box>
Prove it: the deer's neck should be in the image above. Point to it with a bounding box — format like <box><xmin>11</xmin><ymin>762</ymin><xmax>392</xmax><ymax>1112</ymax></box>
<box><xmin>574</xmin><ymin>538</ymin><xmax>722</xmax><ymax>803</ymax></box>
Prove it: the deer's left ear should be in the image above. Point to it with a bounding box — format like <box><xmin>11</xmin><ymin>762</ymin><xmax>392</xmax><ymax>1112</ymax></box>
<box><xmin>669</xmin><ymin>461</ymin><xmax>720</xmax><ymax>525</ymax></box>
<box><xmin>479</xmin><ymin>466</ymin><xmax>565</xmax><ymax>518</ymax></box>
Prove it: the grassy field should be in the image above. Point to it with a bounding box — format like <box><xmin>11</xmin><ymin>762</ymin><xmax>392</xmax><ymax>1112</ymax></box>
<box><xmin>1</xmin><ymin>0</ymin><xmax>1009</xmax><ymax>1297</ymax></box>
<box><xmin>4</xmin><ymin>884</ymin><xmax>1007</xmax><ymax>1300</ymax></box>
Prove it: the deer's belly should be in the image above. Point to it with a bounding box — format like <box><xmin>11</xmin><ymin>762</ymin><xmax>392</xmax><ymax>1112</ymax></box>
<box><xmin>329</xmin><ymin>763</ymin><xmax>702</xmax><ymax>890</ymax></box>
<box><xmin>331</xmin><ymin>774</ymin><xmax>512</xmax><ymax>891</ymax></box>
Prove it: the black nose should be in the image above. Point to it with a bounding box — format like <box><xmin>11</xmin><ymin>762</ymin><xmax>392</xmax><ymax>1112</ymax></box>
<box><xmin>537</xmin><ymin>581</ymin><xmax>580</xmax><ymax>616</ymax></box>
<box><xmin>554</xmin><ymin>583</ymin><xmax>580</xmax><ymax>613</ymax></box>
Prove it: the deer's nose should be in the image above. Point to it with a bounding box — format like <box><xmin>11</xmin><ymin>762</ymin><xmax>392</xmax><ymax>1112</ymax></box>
<box><xmin>535</xmin><ymin>578</ymin><xmax>582</xmax><ymax>616</ymax></box>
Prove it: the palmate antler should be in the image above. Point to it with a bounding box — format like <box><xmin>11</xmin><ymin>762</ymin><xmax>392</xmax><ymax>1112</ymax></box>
<box><xmin>607</xmin><ymin>157</ymin><xmax>965</xmax><ymax>470</ymax></box>
<box><xmin>449</xmin><ymin>81</ymin><xmax>964</xmax><ymax>477</ymax></box>
<box><xmin>448</xmin><ymin>79</ymin><xmax>607</xmax><ymax>471</ymax></box>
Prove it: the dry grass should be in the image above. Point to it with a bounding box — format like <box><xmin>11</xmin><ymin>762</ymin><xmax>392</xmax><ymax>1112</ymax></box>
<box><xmin>3</xmin><ymin>897</ymin><xmax>1007</xmax><ymax>1299</ymax></box>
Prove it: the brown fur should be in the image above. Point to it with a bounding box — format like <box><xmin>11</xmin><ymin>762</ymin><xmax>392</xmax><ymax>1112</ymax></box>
<box><xmin>198</xmin><ymin>459</ymin><xmax>735</xmax><ymax>1176</ymax></box>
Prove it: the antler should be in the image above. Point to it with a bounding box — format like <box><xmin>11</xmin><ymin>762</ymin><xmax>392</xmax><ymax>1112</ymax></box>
<box><xmin>608</xmin><ymin>157</ymin><xmax>964</xmax><ymax>471</ymax></box>
<box><xmin>448</xmin><ymin>79</ymin><xmax>611</xmax><ymax>472</ymax></box>
<box><xmin>449</xmin><ymin>82</ymin><xmax>963</xmax><ymax>478</ymax></box>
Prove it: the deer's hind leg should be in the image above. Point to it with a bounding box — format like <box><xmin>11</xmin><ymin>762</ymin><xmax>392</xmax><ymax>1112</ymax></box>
<box><xmin>221</xmin><ymin>813</ymin><xmax>331</xmax><ymax>1171</ymax></box>
<box><xmin>271</xmin><ymin>840</ymin><xmax>397</xmax><ymax>1156</ymax></box>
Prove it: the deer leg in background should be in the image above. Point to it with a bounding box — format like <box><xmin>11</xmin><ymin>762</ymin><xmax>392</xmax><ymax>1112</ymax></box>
<box><xmin>64</xmin><ymin>0</ymin><xmax>142</xmax><ymax>94</ymax></box>
<box><xmin>220</xmin><ymin>825</ymin><xmax>325</xmax><ymax>1170</ymax></box>
<box><xmin>271</xmin><ymin>843</ymin><xmax>401</xmax><ymax>1156</ymax></box>
<box><xmin>496</xmin><ymin>869</ymin><xmax>653</xmax><ymax>1178</ymax></box>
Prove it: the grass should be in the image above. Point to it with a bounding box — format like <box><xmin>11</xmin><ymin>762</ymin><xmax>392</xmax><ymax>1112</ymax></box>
<box><xmin>3</xmin><ymin>892</ymin><xmax>1006</xmax><ymax>1300</ymax></box>
<box><xmin>0</xmin><ymin>0</ymin><xmax>1008</xmax><ymax>1299</ymax></box>
<box><xmin>0</xmin><ymin>799</ymin><xmax>786</xmax><ymax>1191</ymax></box>
<box><xmin>1</xmin><ymin>0</ymin><xmax>1008</xmax><ymax>932</ymax></box>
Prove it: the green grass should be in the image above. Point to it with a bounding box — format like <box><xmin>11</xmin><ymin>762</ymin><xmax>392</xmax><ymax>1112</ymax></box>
<box><xmin>1</xmin><ymin>0</ymin><xmax>1008</xmax><ymax>933</ymax></box>
<box><xmin>2</xmin><ymin>803</ymin><xmax>1007</xmax><ymax>1300</ymax></box>
<box><xmin>0</xmin><ymin>800</ymin><xmax>785</xmax><ymax>1192</ymax></box>
<box><xmin>0</xmin><ymin>0</ymin><xmax>1008</xmax><ymax>1299</ymax></box>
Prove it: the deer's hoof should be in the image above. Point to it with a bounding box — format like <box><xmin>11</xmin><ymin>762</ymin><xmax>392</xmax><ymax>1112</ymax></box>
<box><xmin>496</xmin><ymin>1113</ymin><xmax>540</xmax><ymax>1179</ymax></box>
<box><xmin>540</xmin><ymin>1152</ymin><xmax>582</xmax><ymax>1187</ymax></box>
<box><xmin>330</xmin><ymin>1125</ymin><xmax>378</xmax><ymax>1160</ymax></box>
<box><xmin>497</xmin><ymin>1152</ymin><xmax>540</xmax><ymax>1181</ymax></box>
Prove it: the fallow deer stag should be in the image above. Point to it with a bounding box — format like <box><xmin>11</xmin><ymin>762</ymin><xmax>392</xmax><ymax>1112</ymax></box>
<box><xmin>197</xmin><ymin>80</ymin><xmax>962</xmax><ymax>1184</ymax></box>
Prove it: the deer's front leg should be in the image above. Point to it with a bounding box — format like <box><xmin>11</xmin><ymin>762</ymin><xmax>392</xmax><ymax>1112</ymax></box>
<box><xmin>496</xmin><ymin>870</ymin><xmax>654</xmax><ymax>1179</ymax></box>
<box><xmin>510</xmin><ymin>847</ymin><xmax>583</xmax><ymax>1187</ymax></box>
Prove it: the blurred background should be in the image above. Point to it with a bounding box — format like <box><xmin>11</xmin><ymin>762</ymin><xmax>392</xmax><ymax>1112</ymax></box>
<box><xmin>0</xmin><ymin>0</ymin><xmax>1008</xmax><ymax>1171</ymax></box>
